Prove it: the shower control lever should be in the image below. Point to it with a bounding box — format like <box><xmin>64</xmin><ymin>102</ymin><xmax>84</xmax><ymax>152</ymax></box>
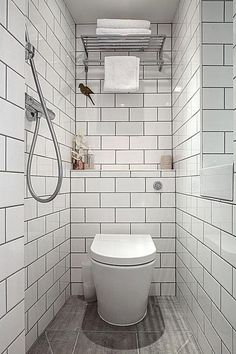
<box><xmin>153</xmin><ymin>181</ymin><xmax>163</xmax><ymax>191</ymax></box>
<box><xmin>25</xmin><ymin>93</ymin><xmax>55</xmax><ymax>121</ymax></box>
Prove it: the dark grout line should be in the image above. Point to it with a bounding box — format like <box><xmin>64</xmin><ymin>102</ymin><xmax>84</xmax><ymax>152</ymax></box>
<box><xmin>136</xmin><ymin>332</ymin><xmax>140</xmax><ymax>354</ymax></box>
<box><xmin>71</xmin><ymin>331</ymin><xmax>80</xmax><ymax>354</ymax></box>
<box><xmin>45</xmin><ymin>331</ymin><xmax>54</xmax><ymax>354</ymax></box>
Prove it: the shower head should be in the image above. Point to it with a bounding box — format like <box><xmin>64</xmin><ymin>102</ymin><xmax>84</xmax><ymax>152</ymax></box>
<box><xmin>25</xmin><ymin>26</ymin><xmax>35</xmax><ymax>60</ymax></box>
<box><xmin>25</xmin><ymin>25</ymin><xmax>29</xmax><ymax>43</ymax></box>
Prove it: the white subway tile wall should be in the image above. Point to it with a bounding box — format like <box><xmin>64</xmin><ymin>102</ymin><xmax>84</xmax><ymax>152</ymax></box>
<box><xmin>70</xmin><ymin>170</ymin><xmax>176</xmax><ymax>296</ymax></box>
<box><xmin>202</xmin><ymin>0</ymin><xmax>233</xmax><ymax>167</ymax></box>
<box><xmin>173</xmin><ymin>1</ymin><xmax>236</xmax><ymax>354</ymax></box>
<box><xmin>2</xmin><ymin>1</ymin><xmax>236</xmax><ymax>353</ymax></box>
<box><xmin>0</xmin><ymin>1</ymin><xmax>25</xmax><ymax>353</ymax></box>
<box><xmin>75</xmin><ymin>23</ymin><xmax>172</xmax><ymax>170</ymax></box>
<box><xmin>233</xmin><ymin>0</ymin><xmax>236</xmax><ymax>232</ymax></box>
<box><xmin>24</xmin><ymin>0</ymin><xmax>75</xmax><ymax>351</ymax></box>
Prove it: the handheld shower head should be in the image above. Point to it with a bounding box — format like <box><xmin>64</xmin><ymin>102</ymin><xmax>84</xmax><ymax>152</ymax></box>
<box><xmin>25</xmin><ymin>27</ymin><xmax>63</xmax><ymax>203</ymax></box>
<box><xmin>25</xmin><ymin>26</ymin><xmax>35</xmax><ymax>60</ymax></box>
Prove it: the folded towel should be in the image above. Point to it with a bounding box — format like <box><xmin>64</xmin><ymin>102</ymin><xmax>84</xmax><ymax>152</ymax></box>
<box><xmin>104</xmin><ymin>56</ymin><xmax>140</xmax><ymax>93</ymax></box>
<box><xmin>96</xmin><ymin>28</ymin><xmax>151</xmax><ymax>36</ymax></box>
<box><xmin>97</xmin><ymin>19</ymin><xmax>151</xmax><ymax>30</ymax></box>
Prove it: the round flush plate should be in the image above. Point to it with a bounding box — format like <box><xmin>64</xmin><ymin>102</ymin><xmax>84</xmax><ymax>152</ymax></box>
<box><xmin>153</xmin><ymin>181</ymin><xmax>163</xmax><ymax>191</ymax></box>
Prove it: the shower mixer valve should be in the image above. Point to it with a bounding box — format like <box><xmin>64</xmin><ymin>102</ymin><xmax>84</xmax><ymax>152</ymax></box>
<box><xmin>25</xmin><ymin>93</ymin><xmax>55</xmax><ymax>122</ymax></box>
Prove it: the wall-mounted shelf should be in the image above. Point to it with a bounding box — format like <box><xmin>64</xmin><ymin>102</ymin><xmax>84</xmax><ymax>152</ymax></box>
<box><xmin>80</xmin><ymin>34</ymin><xmax>166</xmax><ymax>76</ymax></box>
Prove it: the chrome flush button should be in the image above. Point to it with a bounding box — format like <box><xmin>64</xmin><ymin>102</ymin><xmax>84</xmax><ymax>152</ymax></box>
<box><xmin>153</xmin><ymin>181</ymin><xmax>163</xmax><ymax>191</ymax></box>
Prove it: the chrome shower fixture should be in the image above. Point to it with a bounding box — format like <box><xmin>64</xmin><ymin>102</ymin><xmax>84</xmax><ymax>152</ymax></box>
<box><xmin>25</xmin><ymin>93</ymin><xmax>55</xmax><ymax>121</ymax></box>
<box><xmin>25</xmin><ymin>27</ymin><xmax>63</xmax><ymax>203</ymax></box>
<box><xmin>25</xmin><ymin>41</ymin><xmax>35</xmax><ymax>60</ymax></box>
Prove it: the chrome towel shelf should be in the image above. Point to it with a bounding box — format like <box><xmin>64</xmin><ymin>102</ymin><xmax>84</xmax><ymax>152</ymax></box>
<box><xmin>80</xmin><ymin>34</ymin><xmax>166</xmax><ymax>76</ymax></box>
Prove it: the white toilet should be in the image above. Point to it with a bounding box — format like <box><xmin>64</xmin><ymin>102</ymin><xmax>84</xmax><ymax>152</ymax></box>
<box><xmin>90</xmin><ymin>234</ymin><xmax>156</xmax><ymax>326</ymax></box>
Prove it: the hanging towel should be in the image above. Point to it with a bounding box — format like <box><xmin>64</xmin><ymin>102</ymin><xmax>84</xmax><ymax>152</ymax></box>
<box><xmin>97</xmin><ymin>19</ymin><xmax>151</xmax><ymax>30</ymax></box>
<box><xmin>96</xmin><ymin>28</ymin><xmax>151</xmax><ymax>36</ymax></box>
<box><xmin>104</xmin><ymin>56</ymin><xmax>140</xmax><ymax>93</ymax></box>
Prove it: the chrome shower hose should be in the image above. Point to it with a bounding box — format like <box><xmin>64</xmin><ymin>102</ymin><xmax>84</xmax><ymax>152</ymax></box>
<box><xmin>26</xmin><ymin>29</ymin><xmax>63</xmax><ymax>203</ymax></box>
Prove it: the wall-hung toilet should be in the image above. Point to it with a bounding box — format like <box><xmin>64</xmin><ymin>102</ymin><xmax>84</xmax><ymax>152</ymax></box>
<box><xmin>90</xmin><ymin>234</ymin><xmax>156</xmax><ymax>326</ymax></box>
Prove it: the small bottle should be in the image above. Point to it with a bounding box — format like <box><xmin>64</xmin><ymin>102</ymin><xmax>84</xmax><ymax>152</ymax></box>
<box><xmin>160</xmin><ymin>155</ymin><xmax>172</xmax><ymax>169</ymax></box>
<box><xmin>77</xmin><ymin>157</ymin><xmax>84</xmax><ymax>170</ymax></box>
<box><xmin>88</xmin><ymin>154</ymin><xmax>94</xmax><ymax>169</ymax></box>
<box><xmin>72</xmin><ymin>150</ymin><xmax>79</xmax><ymax>170</ymax></box>
<box><xmin>83</xmin><ymin>150</ymin><xmax>89</xmax><ymax>169</ymax></box>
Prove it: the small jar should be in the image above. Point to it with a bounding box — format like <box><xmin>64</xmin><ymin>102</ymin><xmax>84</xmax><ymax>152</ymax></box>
<box><xmin>73</xmin><ymin>157</ymin><xmax>84</xmax><ymax>170</ymax></box>
<box><xmin>88</xmin><ymin>154</ymin><xmax>94</xmax><ymax>169</ymax></box>
<box><xmin>83</xmin><ymin>151</ymin><xmax>89</xmax><ymax>169</ymax></box>
<box><xmin>83</xmin><ymin>151</ymin><xmax>94</xmax><ymax>169</ymax></box>
<box><xmin>160</xmin><ymin>155</ymin><xmax>172</xmax><ymax>170</ymax></box>
<box><xmin>78</xmin><ymin>157</ymin><xmax>84</xmax><ymax>170</ymax></box>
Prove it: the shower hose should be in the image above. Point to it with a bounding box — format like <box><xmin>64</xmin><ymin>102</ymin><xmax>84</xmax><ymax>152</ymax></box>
<box><xmin>25</xmin><ymin>29</ymin><xmax>63</xmax><ymax>203</ymax></box>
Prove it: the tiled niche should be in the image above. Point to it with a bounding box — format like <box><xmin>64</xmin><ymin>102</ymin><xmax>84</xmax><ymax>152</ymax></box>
<box><xmin>202</xmin><ymin>0</ymin><xmax>233</xmax><ymax>167</ymax></box>
<box><xmin>75</xmin><ymin>23</ymin><xmax>172</xmax><ymax>170</ymax></box>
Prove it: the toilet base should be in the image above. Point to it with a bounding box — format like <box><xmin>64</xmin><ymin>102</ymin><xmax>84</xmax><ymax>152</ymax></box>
<box><xmin>98</xmin><ymin>309</ymin><xmax>147</xmax><ymax>327</ymax></box>
<box><xmin>91</xmin><ymin>258</ymin><xmax>155</xmax><ymax>326</ymax></box>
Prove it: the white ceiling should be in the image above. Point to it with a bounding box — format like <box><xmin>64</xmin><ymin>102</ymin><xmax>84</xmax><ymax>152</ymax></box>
<box><xmin>65</xmin><ymin>0</ymin><xmax>179</xmax><ymax>24</ymax></box>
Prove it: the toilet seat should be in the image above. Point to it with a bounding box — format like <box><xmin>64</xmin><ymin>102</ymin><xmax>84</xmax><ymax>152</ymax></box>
<box><xmin>90</xmin><ymin>234</ymin><xmax>156</xmax><ymax>266</ymax></box>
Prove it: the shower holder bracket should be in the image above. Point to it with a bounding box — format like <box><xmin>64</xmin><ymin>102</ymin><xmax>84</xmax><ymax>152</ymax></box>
<box><xmin>25</xmin><ymin>93</ymin><xmax>55</xmax><ymax>121</ymax></box>
<box><xmin>26</xmin><ymin>108</ymin><xmax>42</xmax><ymax>122</ymax></box>
<box><xmin>25</xmin><ymin>42</ymin><xmax>35</xmax><ymax>61</ymax></box>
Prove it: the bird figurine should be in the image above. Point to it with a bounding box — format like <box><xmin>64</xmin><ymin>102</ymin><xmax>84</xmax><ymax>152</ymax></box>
<box><xmin>79</xmin><ymin>83</ymin><xmax>95</xmax><ymax>105</ymax></box>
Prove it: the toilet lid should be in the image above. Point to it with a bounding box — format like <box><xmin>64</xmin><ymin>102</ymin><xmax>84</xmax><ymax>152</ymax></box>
<box><xmin>90</xmin><ymin>234</ymin><xmax>156</xmax><ymax>266</ymax></box>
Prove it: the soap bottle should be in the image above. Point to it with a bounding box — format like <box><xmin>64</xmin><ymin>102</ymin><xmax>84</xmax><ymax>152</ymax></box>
<box><xmin>78</xmin><ymin>156</ymin><xmax>84</xmax><ymax>170</ymax></box>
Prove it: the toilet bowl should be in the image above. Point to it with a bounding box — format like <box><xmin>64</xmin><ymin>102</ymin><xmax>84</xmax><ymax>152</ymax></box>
<box><xmin>90</xmin><ymin>234</ymin><xmax>156</xmax><ymax>326</ymax></box>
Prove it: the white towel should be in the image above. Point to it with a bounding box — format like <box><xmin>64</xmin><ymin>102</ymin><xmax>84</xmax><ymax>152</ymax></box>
<box><xmin>104</xmin><ymin>56</ymin><xmax>140</xmax><ymax>93</ymax></box>
<box><xmin>96</xmin><ymin>28</ymin><xmax>151</xmax><ymax>36</ymax></box>
<box><xmin>97</xmin><ymin>19</ymin><xmax>151</xmax><ymax>30</ymax></box>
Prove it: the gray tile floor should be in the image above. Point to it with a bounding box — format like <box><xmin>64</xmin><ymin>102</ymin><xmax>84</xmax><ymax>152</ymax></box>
<box><xmin>28</xmin><ymin>296</ymin><xmax>202</xmax><ymax>354</ymax></box>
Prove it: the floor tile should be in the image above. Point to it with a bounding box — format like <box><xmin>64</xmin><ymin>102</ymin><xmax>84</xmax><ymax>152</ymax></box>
<box><xmin>136</xmin><ymin>300</ymin><xmax>165</xmax><ymax>332</ymax></box>
<box><xmin>47</xmin><ymin>299</ymin><xmax>86</xmax><ymax>331</ymax></box>
<box><xmin>138</xmin><ymin>331</ymin><xmax>201</xmax><ymax>354</ymax></box>
<box><xmin>158</xmin><ymin>308</ymin><xmax>189</xmax><ymax>332</ymax></box>
<box><xmin>27</xmin><ymin>334</ymin><xmax>52</xmax><ymax>354</ymax></box>
<box><xmin>46</xmin><ymin>330</ymin><xmax>78</xmax><ymax>354</ymax></box>
<box><xmin>28</xmin><ymin>296</ymin><xmax>202</xmax><ymax>354</ymax></box>
<box><xmin>46</xmin><ymin>330</ymin><xmax>78</xmax><ymax>342</ymax></box>
<box><xmin>73</xmin><ymin>331</ymin><xmax>138</xmax><ymax>354</ymax></box>
<box><xmin>144</xmin><ymin>297</ymin><xmax>189</xmax><ymax>332</ymax></box>
<box><xmin>50</xmin><ymin>340</ymin><xmax>76</xmax><ymax>354</ymax></box>
<box><xmin>47</xmin><ymin>311</ymin><xmax>84</xmax><ymax>331</ymax></box>
<box><xmin>62</xmin><ymin>296</ymin><xmax>86</xmax><ymax>312</ymax></box>
<box><xmin>82</xmin><ymin>303</ymin><xmax>137</xmax><ymax>332</ymax></box>
<box><xmin>150</xmin><ymin>296</ymin><xmax>183</xmax><ymax>313</ymax></box>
